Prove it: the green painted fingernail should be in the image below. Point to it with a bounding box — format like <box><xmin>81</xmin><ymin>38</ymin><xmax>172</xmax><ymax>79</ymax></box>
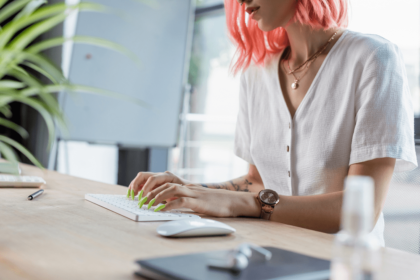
<box><xmin>126</xmin><ymin>188</ymin><xmax>130</xmax><ymax>198</ymax></box>
<box><xmin>138</xmin><ymin>197</ymin><xmax>147</xmax><ymax>208</ymax></box>
<box><xmin>131</xmin><ymin>189</ymin><xmax>134</xmax><ymax>200</ymax></box>
<box><xmin>139</xmin><ymin>190</ymin><xmax>143</xmax><ymax>200</ymax></box>
<box><xmin>147</xmin><ymin>198</ymin><xmax>156</xmax><ymax>209</ymax></box>
<box><xmin>154</xmin><ymin>204</ymin><xmax>166</xmax><ymax>212</ymax></box>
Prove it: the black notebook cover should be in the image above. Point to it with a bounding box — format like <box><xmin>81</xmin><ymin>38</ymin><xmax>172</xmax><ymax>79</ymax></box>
<box><xmin>135</xmin><ymin>247</ymin><xmax>330</xmax><ymax>280</ymax></box>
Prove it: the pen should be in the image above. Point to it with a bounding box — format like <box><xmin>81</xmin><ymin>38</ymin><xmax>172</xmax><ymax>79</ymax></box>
<box><xmin>28</xmin><ymin>189</ymin><xmax>44</xmax><ymax>200</ymax></box>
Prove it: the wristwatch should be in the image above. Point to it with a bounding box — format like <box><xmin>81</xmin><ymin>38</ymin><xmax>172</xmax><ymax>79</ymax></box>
<box><xmin>256</xmin><ymin>189</ymin><xmax>280</xmax><ymax>220</ymax></box>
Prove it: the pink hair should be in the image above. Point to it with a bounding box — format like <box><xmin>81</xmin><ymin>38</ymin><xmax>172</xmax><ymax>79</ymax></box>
<box><xmin>225</xmin><ymin>0</ymin><xmax>349</xmax><ymax>75</ymax></box>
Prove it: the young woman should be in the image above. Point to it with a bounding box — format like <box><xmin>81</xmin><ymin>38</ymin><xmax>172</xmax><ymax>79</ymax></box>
<box><xmin>128</xmin><ymin>0</ymin><xmax>417</xmax><ymax>246</ymax></box>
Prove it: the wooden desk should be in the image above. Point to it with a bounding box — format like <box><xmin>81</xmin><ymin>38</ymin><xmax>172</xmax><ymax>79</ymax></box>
<box><xmin>1</xmin><ymin>164</ymin><xmax>419</xmax><ymax>280</ymax></box>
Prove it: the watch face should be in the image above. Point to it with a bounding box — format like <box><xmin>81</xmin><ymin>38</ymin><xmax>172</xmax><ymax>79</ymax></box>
<box><xmin>259</xmin><ymin>189</ymin><xmax>279</xmax><ymax>205</ymax></box>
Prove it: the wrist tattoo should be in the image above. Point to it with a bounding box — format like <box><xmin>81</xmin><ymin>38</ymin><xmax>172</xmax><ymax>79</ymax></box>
<box><xmin>244</xmin><ymin>179</ymin><xmax>252</xmax><ymax>190</ymax></box>
<box><xmin>212</xmin><ymin>183</ymin><xmax>230</xmax><ymax>190</ymax></box>
<box><xmin>230</xmin><ymin>180</ymin><xmax>241</xmax><ymax>191</ymax></box>
<box><xmin>205</xmin><ymin>178</ymin><xmax>253</xmax><ymax>192</ymax></box>
<box><xmin>230</xmin><ymin>179</ymin><xmax>252</xmax><ymax>192</ymax></box>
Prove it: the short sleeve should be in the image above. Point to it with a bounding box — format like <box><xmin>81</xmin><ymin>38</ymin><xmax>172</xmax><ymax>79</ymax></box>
<box><xmin>350</xmin><ymin>43</ymin><xmax>418</xmax><ymax>172</ymax></box>
<box><xmin>234</xmin><ymin>72</ymin><xmax>255</xmax><ymax>165</ymax></box>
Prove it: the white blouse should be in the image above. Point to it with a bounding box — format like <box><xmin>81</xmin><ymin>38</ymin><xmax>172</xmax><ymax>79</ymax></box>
<box><xmin>234</xmin><ymin>29</ymin><xmax>417</xmax><ymax>246</ymax></box>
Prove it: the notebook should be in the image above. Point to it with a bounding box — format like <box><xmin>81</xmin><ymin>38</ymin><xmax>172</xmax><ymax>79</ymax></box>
<box><xmin>135</xmin><ymin>246</ymin><xmax>330</xmax><ymax>280</ymax></box>
<box><xmin>85</xmin><ymin>194</ymin><xmax>200</xmax><ymax>221</ymax></box>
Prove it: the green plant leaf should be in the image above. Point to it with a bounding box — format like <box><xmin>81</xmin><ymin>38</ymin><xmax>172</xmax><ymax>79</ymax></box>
<box><xmin>19</xmin><ymin>84</ymin><xmax>150</xmax><ymax>108</ymax></box>
<box><xmin>26</xmin><ymin>36</ymin><xmax>141</xmax><ymax>67</ymax></box>
<box><xmin>7</xmin><ymin>68</ymin><xmax>40</xmax><ymax>87</ymax></box>
<box><xmin>19</xmin><ymin>51</ymin><xmax>66</xmax><ymax>84</ymax></box>
<box><xmin>22</xmin><ymin>61</ymin><xmax>58</xmax><ymax>84</ymax></box>
<box><xmin>0</xmin><ymin>0</ymin><xmax>31</xmax><ymax>25</ymax></box>
<box><xmin>0</xmin><ymin>2</ymin><xmax>107</xmax><ymax>51</ymax></box>
<box><xmin>0</xmin><ymin>117</ymin><xmax>29</xmax><ymax>138</ymax></box>
<box><xmin>9</xmin><ymin>12</ymin><xmax>69</xmax><ymax>51</ymax></box>
<box><xmin>37</xmin><ymin>91</ymin><xmax>66</xmax><ymax>128</ymax></box>
<box><xmin>130</xmin><ymin>0</ymin><xmax>160</xmax><ymax>8</ymax></box>
<box><xmin>67</xmin><ymin>85</ymin><xmax>150</xmax><ymax>108</ymax></box>
<box><xmin>0</xmin><ymin>0</ymin><xmax>147</xmax><ymax>169</ymax></box>
<box><xmin>13</xmin><ymin>0</ymin><xmax>47</xmax><ymax>22</ymax></box>
<box><xmin>1</xmin><ymin>50</ymin><xmax>66</xmax><ymax>84</ymax></box>
<box><xmin>0</xmin><ymin>0</ymin><xmax>9</xmax><ymax>10</ymax></box>
<box><xmin>0</xmin><ymin>90</ymin><xmax>17</xmax><ymax>107</ymax></box>
<box><xmin>0</xmin><ymin>3</ymin><xmax>65</xmax><ymax>51</ymax></box>
<box><xmin>7</xmin><ymin>68</ymin><xmax>66</xmax><ymax>128</ymax></box>
<box><xmin>0</xmin><ymin>94</ymin><xmax>56</xmax><ymax>148</ymax></box>
<box><xmin>0</xmin><ymin>135</ymin><xmax>43</xmax><ymax>168</ymax></box>
<box><xmin>10</xmin><ymin>65</ymin><xmax>30</xmax><ymax>77</ymax></box>
<box><xmin>0</xmin><ymin>80</ymin><xmax>25</xmax><ymax>89</ymax></box>
<box><xmin>0</xmin><ymin>141</ymin><xmax>19</xmax><ymax>163</ymax></box>
<box><xmin>0</xmin><ymin>105</ymin><xmax>12</xmax><ymax>118</ymax></box>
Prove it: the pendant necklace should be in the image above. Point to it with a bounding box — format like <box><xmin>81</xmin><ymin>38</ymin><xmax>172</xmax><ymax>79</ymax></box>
<box><xmin>283</xmin><ymin>30</ymin><xmax>338</xmax><ymax>90</ymax></box>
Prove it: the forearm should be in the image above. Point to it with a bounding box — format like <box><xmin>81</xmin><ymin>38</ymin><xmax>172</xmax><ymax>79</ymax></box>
<box><xmin>201</xmin><ymin>174</ymin><xmax>264</xmax><ymax>192</ymax></box>
<box><xmin>236</xmin><ymin>191</ymin><xmax>343</xmax><ymax>233</ymax></box>
<box><xmin>268</xmin><ymin>158</ymin><xmax>394</xmax><ymax>233</ymax></box>
<box><xmin>272</xmin><ymin>191</ymin><xmax>343</xmax><ymax>233</ymax></box>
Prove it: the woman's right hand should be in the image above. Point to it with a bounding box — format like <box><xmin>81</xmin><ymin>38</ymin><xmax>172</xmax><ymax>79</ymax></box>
<box><xmin>128</xmin><ymin>171</ymin><xmax>189</xmax><ymax>196</ymax></box>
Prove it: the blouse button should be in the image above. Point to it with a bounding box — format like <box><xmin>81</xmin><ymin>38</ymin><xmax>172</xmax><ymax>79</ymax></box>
<box><xmin>288</xmin><ymin>171</ymin><xmax>290</xmax><ymax>177</ymax></box>
<box><xmin>289</xmin><ymin>122</ymin><xmax>291</xmax><ymax>129</ymax></box>
<box><xmin>287</xmin><ymin>145</ymin><xmax>289</xmax><ymax>152</ymax></box>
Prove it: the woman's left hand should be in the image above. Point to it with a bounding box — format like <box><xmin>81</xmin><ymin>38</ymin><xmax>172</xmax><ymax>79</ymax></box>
<box><xmin>146</xmin><ymin>183</ymin><xmax>260</xmax><ymax>218</ymax></box>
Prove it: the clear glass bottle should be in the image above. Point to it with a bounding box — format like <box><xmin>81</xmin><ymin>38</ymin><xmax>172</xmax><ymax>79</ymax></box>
<box><xmin>330</xmin><ymin>176</ymin><xmax>382</xmax><ymax>280</ymax></box>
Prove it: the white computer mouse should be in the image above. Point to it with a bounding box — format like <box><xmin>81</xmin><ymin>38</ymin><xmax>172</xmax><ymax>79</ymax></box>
<box><xmin>156</xmin><ymin>219</ymin><xmax>236</xmax><ymax>237</ymax></box>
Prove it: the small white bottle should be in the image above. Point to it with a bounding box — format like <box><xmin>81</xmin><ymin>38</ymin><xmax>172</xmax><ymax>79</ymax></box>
<box><xmin>330</xmin><ymin>176</ymin><xmax>382</xmax><ymax>280</ymax></box>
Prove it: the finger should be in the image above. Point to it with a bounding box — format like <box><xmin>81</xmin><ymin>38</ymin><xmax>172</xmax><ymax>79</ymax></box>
<box><xmin>142</xmin><ymin>172</ymin><xmax>176</xmax><ymax>195</ymax></box>
<box><xmin>137</xmin><ymin>184</ymin><xmax>167</xmax><ymax>207</ymax></box>
<box><xmin>138</xmin><ymin>183</ymin><xmax>177</xmax><ymax>206</ymax></box>
<box><xmin>146</xmin><ymin>183</ymin><xmax>173</xmax><ymax>201</ymax></box>
<box><xmin>151</xmin><ymin>184</ymin><xmax>194</xmax><ymax>205</ymax></box>
<box><xmin>128</xmin><ymin>172</ymin><xmax>155</xmax><ymax>194</ymax></box>
<box><xmin>126</xmin><ymin>188</ymin><xmax>136</xmax><ymax>200</ymax></box>
<box><xmin>147</xmin><ymin>183</ymin><xmax>188</xmax><ymax>201</ymax></box>
<box><xmin>129</xmin><ymin>172</ymin><xmax>154</xmax><ymax>194</ymax></box>
<box><xmin>162</xmin><ymin>197</ymin><xmax>197</xmax><ymax>212</ymax></box>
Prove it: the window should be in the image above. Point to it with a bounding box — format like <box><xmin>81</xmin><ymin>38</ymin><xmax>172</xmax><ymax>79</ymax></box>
<box><xmin>348</xmin><ymin>0</ymin><xmax>420</xmax><ymax>115</ymax></box>
<box><xmin>348</xmin><ymin>0</ymin><xmax>420</xmax><ymax>253</ymax></box>
<box><xmin>171</xmin><ymin>5</ymin><xmax>248</xmax><ymax>183</ymax></box>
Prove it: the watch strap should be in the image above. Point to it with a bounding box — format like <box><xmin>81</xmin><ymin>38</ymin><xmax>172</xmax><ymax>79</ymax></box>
<box><xmin>259</xmin><ymin>204</ymin><xmax>274</xmax><ymax>220</ymax></box>
<box><xmin>260</xmin><ymin>209</ymin><xmax>272</xmax><ymax>220</ymax></box>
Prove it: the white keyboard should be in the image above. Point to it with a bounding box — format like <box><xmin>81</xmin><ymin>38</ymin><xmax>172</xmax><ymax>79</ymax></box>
<box><xmin>85</xmin><ymin>194</ymin><xmax>201</xmax><ymax>222</ymax></box>
<box><xmin>0</xmin><ymin>175</ymin><xmax>46</xmax><ymax>187</ymax></box>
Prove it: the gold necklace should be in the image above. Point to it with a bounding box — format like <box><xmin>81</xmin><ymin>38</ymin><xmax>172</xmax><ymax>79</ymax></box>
<box><xmin>282</xmin><ymin>56</ymin><xmax>311</xmax><ymax>90</ymax></box>
<box><xmin>283</xmin><ymin>31</ymin><xmax>338</xmax><ymax>90</ymax></box>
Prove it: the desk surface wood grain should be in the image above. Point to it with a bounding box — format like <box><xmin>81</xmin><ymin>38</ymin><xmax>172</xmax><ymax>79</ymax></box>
<box><xmin>0</xmin><ymin>163</ymin><xmax>419</xmax><ymax>280</ymax></box>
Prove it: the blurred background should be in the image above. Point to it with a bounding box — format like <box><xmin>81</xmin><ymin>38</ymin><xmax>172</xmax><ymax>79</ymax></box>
<box><xmin>2</xmin><ymin>0</ymin><xmax>420</xmax><ymax>255</ymax></box>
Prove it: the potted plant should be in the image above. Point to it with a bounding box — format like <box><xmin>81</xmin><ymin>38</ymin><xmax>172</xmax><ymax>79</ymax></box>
<box><xmin>0</xmin><ymin>0</ymin><xmax>143</xmax><ymax>173</ymax></box>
